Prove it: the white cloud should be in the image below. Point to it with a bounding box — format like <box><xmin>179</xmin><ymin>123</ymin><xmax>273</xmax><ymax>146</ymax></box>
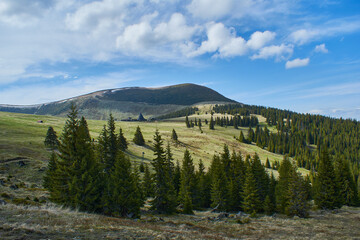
<box><xmin>289</xmin><ymin>17</ymin><xmax>360</xmax><ymax>45</ymax></box>
<box><xmin>188</xmin><ymin>22</ymin><xmax>248</xmax><ymax>58</ymax></box>
<box><xmin>285</xmin><ymin>58</ymin><xmax>310</xmax><ymax>69</ymax></box>
<box><xmin>187</xmin><ymin>0</ymin><xmax>235</xmax><ymax>20</ymax></box>
<box><xmin>251</xmin><ymin>44</ymin><xmax>293</xmax><ymax>61</ymax></box>
<box><xmin>247</xmin><ymin>31</ymin><xmax>276</xmax><ymax>50</ymax></box>
<box><xmin>314</xmin><ymin>43</ymin><xmax>328</xmax><ymax>53</ymax></box>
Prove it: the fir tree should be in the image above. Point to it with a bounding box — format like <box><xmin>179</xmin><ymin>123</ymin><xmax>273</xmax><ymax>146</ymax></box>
<box><xmin>171</xmin><ymin>129</ymin><xmax>178</xmax><ymax>141</ymax></box>
<box><xmin>285</xmin><ymin>171</ymin><xmax>309</xmax><ymax>218</ymax></box>
<box><xmin>209</xmin><ymin>116</ymin><xmax>215</xmax><ymax>130</ymax></box>
<box><xmin>143</xmin><ymin>164</ymin><xmax>154</xmax><ymax>198</ymax></box>
<box><xmin>185</xmin><ymin>116</ymin><xmax>190</xmax><ymax>128</ymax></box>
<box><xmin>133</xmin><ymin>126</ymin><xmax>145</xmax><ymax>146</ymax></box>
<box><xmin>51</xmin><ymin>104</ymin><xmax>79</xmax><ymax>204</ymax></box>
<box><xmin>44</xmin><ymin>126</ymin><xmax>59</xmax><ymax>149</ymax></box>
<box><xmin>242</xmin><ymin>170</ymin><xmax>261</xmax><ymax>214</ymax></box>
<box><xmin>276</xmin><ymin>156</ymin><xmax>295</xmax><ymax>213</ymax></box>
<box><xmin>118</xmin><ymin>128</ymin><xmax>128</xmax><ymax>151</ymax></box>
<box><xmin>183</xmin><ymin>192</ymin><xmax>194</xmax><ymax>214</ymax></box>
<box><xmin>103</xmin><ymin>152</ymin><xmax>143</xmax><ymax>218</ymax></box>
<box><xmin>335</xmin><ymin>157</ymin><xmax>358</xmax><ymax>206</ymax></box>
<box><xmin>69</xmin><ymin>117</ymin><xmax>102</xmax><ymax>212</ymax></box>
<box><xmin>250</xmin><ymin>153</ymin><xmax>269</xmax><ymax>205</ymax></box>
<box><xmin>197</xmin><ymin>160</ymin><xmax>211</xmax><ymax>208</ymax></box>
<box><xmin>265</xmin><ymin>158</ymin><xmax>271</xmax><ymax>168</ymax></box>
<box><xmin>239</xmin><ymin>131</ymin><xmax>246</xmax><ymax>143</ymax></box>
<box><xmin>179</xmin><ymin>149</ymin><xmax>197</xmax><ymax>211</ymax></box>
<box><xmin>313</xmin><ymin>149</ymin><xmax>339</xmax><ymax>210</ymax></box>
<box><xmin>43</xmin><ymin>152</ymin><xmax>57</xmax><ymax>191</ymax></box>
<box><xmin>151</xmin><ymin>130</ymin><xmax>177</xmax><ymax>214</ymax></box>
<box><xmin>210</xmin><ymin>155</ymin><xmax>227</xmax><ymax>211</ymax></box>
<box><xmin>173</xmin><ymin>161</ymin><xmax>181</xmax><ymax>195</ymax></box>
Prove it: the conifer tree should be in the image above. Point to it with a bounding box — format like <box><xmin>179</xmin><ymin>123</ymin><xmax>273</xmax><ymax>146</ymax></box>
<box><xmin>69</xmin><ymin>117</ymin><xmax>102</xmax><ymax>212</ymax></box>
<box><xmin>118</xmin><ymin>128</ymin><xmax>128</xmax><ymax>151</ymax></box>
<box><xmin>173</xmin><ymin>161</ymin><xmax>181</xmax><ymax>195</ymax></box>
<box><xmin>242</xmin><ymin>170</ymin><xmax>261</xmax><ymax>214</ymax></box>
<box><xmin>250</xmin><ymin>153</ymin><xmax>269</xmax><ymax>205</ymax></box>
<box><xmin>210</xmin><ymin>155</ymin><xmax>228</xmax><ymax>211</ymax></box>
<box><xmin>43</xmin><ymin>152</ymin><xmax>58</xmax><ymax>191</ymax></box>
<box><xmin>185</xmin><ymin>116</ymin><xmax>190</xmax><ymax>128</ymax></box>
<box><xmin>143</xmin><ymin>164</ymin><xmax>154</xmax><ymax>198</ymax></box>
<box><xmin>285</xmin><ymin>171</ymin><xmax>309</xmax><ymax>218</ymax></box>
<box><xmin>183</xmin><ymin>192</ymin><xmax>194</xmax><ymax>214</ymax></box>
<box><xmin>265</xmin><ymin>158</ymin><xmax>271</xmax><ymax>168</ymax></box>
<box><xmin>209</xmin><ymin>116</ymin><xmax>215</xmax><ymax>130</ymax></box>
<box><xmin>247</xmin><ymin>127</ymin><xmax>254</xmax><ymax>143</ymax></box>
<box><xmin>239</xmin><ymin>131</ymin><xmax>246</xmax><ymax>143</ymax></box>
<box><xmin>313</xmin><ymin>149</ymin><xmax>339</xmax><ymax>210</ymax></box>
<box><xmin>98</xmin><ymin>114</ymin><xmax>118</xmax><ymax>173</ymax></box>
<box><xmin>179</xmin><ymin>149</ymin><xmax>197</xmax><ymax>212</ymax></box>
<box><xmin>51</xmin><ymin>104</ymin><xmax>79</xmax><ymax>204</ymax></box>
<box><xmin>197</xmin><ymin>160</ymin><xmax>211</xmax><ymax>208</ymax></box>
<box><xmin>133</xmin><ymin>126</ymin><xmax>145</xmax><ymax>146</ymax></box>
<box><xmin>335</xmin><ymin>157</ymin><xmax>358</xmax><ymax>206</ymax></box>
<box><xmin>276</xmin><ymin>156</ymin><xmax>295</xmax><ymax>213</ymax></box>
<box><xmin>103</xmin><ymin>152</ymin><xmax>143</xmax><ymax>218</ymax></box>
<box><xmin>171</xmin><ymin>129</ymin><xmax>178</xmax><ymax>141</ymax></box>
<box><xmin>44</xmin><ymin>126</ymin><xmax>59</xmax><ymax>149</ymax></box>
<box><xmin>227</xmin><ymin>152</ymin><xmax>245</xmax><ymax>211</ymax></box>
<box><xmin>151</xmin><ymin>130</ymin><xmax>177</xmax><ymax>214</ymax></box>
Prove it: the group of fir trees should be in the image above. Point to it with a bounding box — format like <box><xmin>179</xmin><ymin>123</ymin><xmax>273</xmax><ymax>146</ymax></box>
<box><xmin>44</xmin><ymin>107</ymin><xmax>143</xmax><ymax>217</ymax></box>
<box><xmin>213</xmin><ymin>103</ymin><xmax>360</xmax><ymax>179</ymax></box>
<box><xmin>44</xmin><ymin>106</ymin><xmax>359</xmax><ymax>219</ymax></box>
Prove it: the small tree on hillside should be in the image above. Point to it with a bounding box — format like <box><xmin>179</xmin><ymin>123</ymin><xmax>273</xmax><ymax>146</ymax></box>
<box><xmin>171</xmin><ymin>129</ymin><xmax>178</xmax><ymax>141</ymax></box>
<box><xmin>44</xmin><ymin>126</ymin><xmax>59</xmax><ymax>149</ymax></box>
<box><xmin>118</xmin><ymin>128</ymin><xmax>128</xmax><ymax>151</ymax></box>
<box><xmin>133</xmin><ymin>126</ymin><xmax>145</xmax><ymax>146</ymax></box>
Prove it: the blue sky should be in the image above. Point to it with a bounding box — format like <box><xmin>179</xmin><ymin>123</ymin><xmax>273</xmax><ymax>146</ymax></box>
<box><xmin>0</xmin><ymin>0</ymin><xmax>360</xmax><ymax>119</ymax></box>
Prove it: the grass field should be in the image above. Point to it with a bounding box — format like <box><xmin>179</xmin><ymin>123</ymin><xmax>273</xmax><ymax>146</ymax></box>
<box><xmin>1</xmin><ymin>110</ymin><xmax>359</xmax><ymax>239</ymax></box>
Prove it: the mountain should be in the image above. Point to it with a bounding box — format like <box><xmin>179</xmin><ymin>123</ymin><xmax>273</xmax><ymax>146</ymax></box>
<box><xmin>0</xmin><ymin>83</ymin><xmax>237</xmax><ymax>120</ymax></box>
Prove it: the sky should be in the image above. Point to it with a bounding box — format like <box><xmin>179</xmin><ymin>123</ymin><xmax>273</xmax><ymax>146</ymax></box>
<box><xmin>0</xmin><ymin>0</ymin><xmax>360</xmax><ymax>119</ymax></box>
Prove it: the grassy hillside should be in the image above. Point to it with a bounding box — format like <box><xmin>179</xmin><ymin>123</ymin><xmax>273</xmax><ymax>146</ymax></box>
<box><xmin>1</xmin><ymin>110</ymin><xmax>359</xmax><ymax>239</ymax></box>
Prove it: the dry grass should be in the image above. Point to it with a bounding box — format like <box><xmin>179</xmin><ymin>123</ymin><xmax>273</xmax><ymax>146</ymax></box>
<box><xmin>1</xmin><ymin>203</ymin><xmax>359</xmax><ymax>239</ymax></box>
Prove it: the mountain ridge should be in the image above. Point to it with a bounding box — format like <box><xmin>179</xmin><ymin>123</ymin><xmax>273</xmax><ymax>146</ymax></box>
<box><xmin>0</xmin><ymin>83</ymin><xmax>237</xmax><ymax>120</ymax></box>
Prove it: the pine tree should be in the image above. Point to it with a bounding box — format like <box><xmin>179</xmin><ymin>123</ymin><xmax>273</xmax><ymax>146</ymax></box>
<box><xmin>143</xmin><ymin>164</ymin><xmax>154</xmax><ymax>197</ymax></box>
<box><xmin>313</xmin><ymin>149</ymin><xmax>340</xmax><ymax>210</ymax></box>
<box><xmin>118</xmin><ymin>128</ymin><xmax>128</xmax><ymax>151</ymax></box>
<box><xmin>247</xmin><ymin>127</ymin><xmax>254</xmax><ymax>143</ymax></box>
<box><xmin>239</xmin><ymin>131</ymin><xmax>246</xmax><ymax>143</ymax></box>
<box><xmin>43</xmin><ymin>152</ymin><xmax>57</xmax><ymax>191</ymax></box>
<box><xmin>276</xmin><ymin>156</ymin><xmax>295</xmax><ymax>213</ymax></box>
<box><xmin>69</xmin><ymin>117</ymin><xmax>102</xmax><ymax>212</ymax></box>
<box><xmin>209</xmin><ymin>116</ymin><xmax>215</xmax><ymax>130</ymax></box>
<box><xmin>265</xmin><ymin>158</ymin><xmax>271</xmax><ymax>168</ymax></box>
<box><xmin>179</xmin><ymin>149</ymin><xmax>197</xmax><ymax>212</ymax></box>
<box><xmin>171</xmin><ymin>129</ymin><xmax>178</xmax><ymax>141</ymax></box>
<box><xmin>285</xmin><ymin>171</ymin><xmax>309</xmax><ymax>218</ymax></box>
<box><xmin>197</xmin><ymin>159</ymin><xmax>211</xmax><ymax>208</ymax></box>
<box><xmin>103</xmin><ymin>152</ymin><xmax>143</xmax><ymax>218</ymax></box>
<box><xmin>185</xmin><ymin>116</ymin><xmax>190</xmax><ymax>128</ymax></box>
<box><xmin>335</xmin><ymin>157</ymin><xmax>358</xmax><ymax>206</ymax></box>
<box><xmin>210</xmin><ymin>155</ymin><xmax>227</xmax><ymax>211</ymax></box>
<box><xmin>242</xmin><ymin>170</ymin><xmax>261</xmax><ymax>214</ymax></box>
<box><xmin>133</xmin><ymin>126</ymin><xmax>145</xmax><ymax>146</ymax></box>
<box><xmin>51</xmin><ymin>104</ymin><xmax>79</xmax><ymax>204</ymax></box>
<box><xmin>183</xmin><ymin>192</ymin><xmax>194</xmax><ymax>214</ymax></box>
<box><xmin>227</xmin><ymin>152</ymin><xmax>245</xmax><ymax>211</ymax></box>
<box><xmin>44</xmin><ymin>126</ymin><xmax>59</xmax><ymax>149</ymax></box>
<box><xmin>173</xmin><ymin>161</ymin><xmax>181</xmax><ymax>195</ymax></box>
<box><xmin>250</xmin><ymin>153</ymin><xmax>269</xmax><ymax>205</ymax></box>
<box><xmin>151</xmin><ymin>130</ymin><xmax>177</xmax><ymax>214</ymax></box>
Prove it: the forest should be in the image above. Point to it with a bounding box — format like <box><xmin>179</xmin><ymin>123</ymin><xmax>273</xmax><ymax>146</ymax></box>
<box><xmin>43</xmin><ymin>105</ymin><xmax>360</xmax><ymax>219</ymax></box>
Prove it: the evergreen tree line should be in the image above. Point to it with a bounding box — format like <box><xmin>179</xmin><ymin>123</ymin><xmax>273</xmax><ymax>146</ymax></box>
<box><xmin>214</xmin><ymin>115</ymin><xmax>258</xmax><ymax>128</ymax></box>
<box><xmin>214</xmin><ymin>104</ymin><xmax>360</xmax><ymax>183</ymax></box>
<box><xmin>44</xmin><ymin>106</ymin><xmax>359</xmax><ymax>219</ymax></box>
<box><xmin>157</xmin><ymin>107</ymin><xmax>199</xmax><ymax>120</ymax></box>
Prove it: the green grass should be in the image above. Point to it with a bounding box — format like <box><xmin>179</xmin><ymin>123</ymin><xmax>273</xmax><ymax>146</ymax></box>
<box><xmin>0</xmin><ymin>110</ymin><xmax>309</xmax><ymax>191</ymax></box>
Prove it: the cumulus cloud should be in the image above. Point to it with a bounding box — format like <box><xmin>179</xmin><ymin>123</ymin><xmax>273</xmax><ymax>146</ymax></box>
<box><xmin>116</xmin><ymin>13</ymin><xmax>199</xmax><ymax>58</ymax></box>
<box><xmin>188</xmin><ymin>22</ymin><xmax>248</xmax><ymax>58</ymax></box>
<box><xmin>314</xmin><ymin>43</ymin><xmax>328</xmax><ymax>53</ymax></box>
<box><xmin>251</xmin><ymin>44</ymin><xmax>293</xmax><ymax>61</ymax></box>
<box><xmin>247</xmin><ymin>31</ymin><xmax>276</xmax><ymax>50</ymax></box>
<box><xmin>187</xmin><ymin>0</ymin><xmax>235</xmax><ymax>20</ymax></box>
<box><xmin>285</xmin><ymin>58</ymin><xmax>309</xmax><ymax>69</ymax></box>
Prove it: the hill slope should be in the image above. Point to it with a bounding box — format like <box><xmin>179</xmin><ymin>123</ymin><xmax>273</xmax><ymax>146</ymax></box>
<box><xmin>0</xmin><ymin>83</ymin><xmax>236</xmax><ymax>120</ymax></box>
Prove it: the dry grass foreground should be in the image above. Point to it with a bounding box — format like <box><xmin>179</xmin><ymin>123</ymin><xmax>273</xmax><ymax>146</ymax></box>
<box><xmin>1</xmin><ymin>203</ymin><xmax>360</xmax><ymax>239</ymax></box>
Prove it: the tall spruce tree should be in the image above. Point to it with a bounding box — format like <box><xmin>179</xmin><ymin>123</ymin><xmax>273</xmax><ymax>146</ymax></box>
<box><xmin>334</xmin><ymin>157</ymin><xmax>358</xmax><ymax>206</ymax></box>
<box><xmin>313</xmin><ymin>149</ymin><xmax>340</xmax><ymax>210</ymax></box>
<box><xmin>143</xmin><ymin>164</ymin><xmax>154</xmax><ymax>197</ymax></box>
<box><xmin>118</xmin><ymin>128</ymin><xmax>128</xmax><ymax>151</ymax></box>
<box><xmin>276</xmin><ymin>156</ymin><xmax>296</xmax><ymax>213</ymax></box>
<box><xmin>151</xmin><ymin>130</ymin><xmax>177</xmax><ymax>214</ymax></box>
<box><xmin>209</xmin><ymin>116</ymin><xmax>215</xmax><ymax>130</ymax></box>
<box><xmin>103</xmin><ymin>152</ymin><xmax>143</xmax><ymax>217</ymax></box>
<box><xmin>210</xmin><ymin>155</ymin><xmax>228</xmax><ymax>211</ymax></box>
<box><xmin>133</xmin><ymin>126</ymin><xmax>145</xmax><ymax>146</ymax></box>
<box><xmin>51</xmin><ymin>104</ymin><xmax>79</xmax><ymax>204</ymax></box>
<box><xmin>44</xmin><ymin>126</ymin><xmax>59</xmax><ymax>149</ymax></box>
<box><xmin>43</xmin><ymin>152</ymin><xmax>58</xmax><ymax>191</ymax></box>
<box><xmin>179</xmin><ymin>149</ymin><xmax>197</xmax><ymax>213</ymax></box>
<box><xmin>242</xmin><ymin>170</ymin><xmax>261</xmax><ymax>214</ymax></box>
<box><xmin>197</xmin><ymin>159</ymin><xmax>211</xmax><ymax>208</ymax></box>
<box><xmin>285</xmin><ymin>171</ymin><xmax>309</xmax><ymax>218</ymax></box>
